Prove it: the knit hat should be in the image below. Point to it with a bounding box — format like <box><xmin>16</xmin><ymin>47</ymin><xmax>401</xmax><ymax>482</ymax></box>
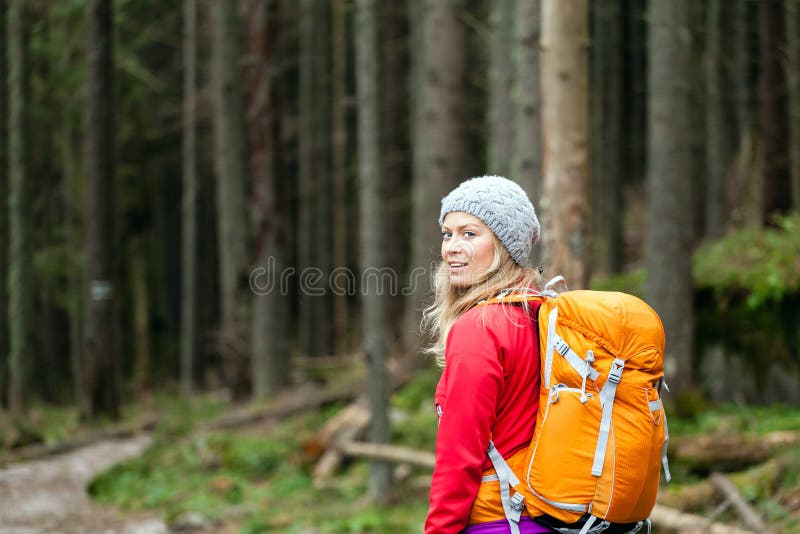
<box><xmin>439</xmin><ymin>176</ymin><xmax>540</xmax><ymax>266</ymax></box>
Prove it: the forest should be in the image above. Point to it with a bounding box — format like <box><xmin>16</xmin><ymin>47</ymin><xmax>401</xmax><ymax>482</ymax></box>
<box><xmin>1</xmin><ymin>0</ymin><xmax>800</xmax><ymax>532</ymax></box>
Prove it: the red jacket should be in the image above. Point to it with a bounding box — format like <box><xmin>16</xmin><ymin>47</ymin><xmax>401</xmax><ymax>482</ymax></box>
<box><xmin>425</xmin><ymin>301</ymin><xmax>542</xmax><ymax>533</ymax></box>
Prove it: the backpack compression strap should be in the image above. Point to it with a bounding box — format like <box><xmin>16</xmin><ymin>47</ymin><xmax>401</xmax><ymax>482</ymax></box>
<box><xmin>487</xmin><ymin>441</ymin><xmax>525</xmax><ymax>534</ymax></box>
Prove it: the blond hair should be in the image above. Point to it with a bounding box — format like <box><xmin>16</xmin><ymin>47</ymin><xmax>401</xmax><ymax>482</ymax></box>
<box><xmin>421</xmin><ymin>235</ymin><xmax>541</xmax><ymax>367</ymax></box>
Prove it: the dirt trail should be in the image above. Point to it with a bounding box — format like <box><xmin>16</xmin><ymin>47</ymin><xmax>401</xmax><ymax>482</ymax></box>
<box><xmin>0</xmin><ymin>434</ymin><xmax>168</xmax><ymax>534</ymax></box>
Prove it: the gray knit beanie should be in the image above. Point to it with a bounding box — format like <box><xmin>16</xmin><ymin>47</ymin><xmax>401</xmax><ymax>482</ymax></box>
<box><xmin>439</xmin><ymin>176</ymin><xmax>540</xmax><ymax>266</ymax></box>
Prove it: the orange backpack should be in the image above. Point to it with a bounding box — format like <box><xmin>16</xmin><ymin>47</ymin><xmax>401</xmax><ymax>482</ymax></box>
<box><xmin>481</xmin><ymin>288</ymin><xmax>670</xmax><ymax>534</ymax></box>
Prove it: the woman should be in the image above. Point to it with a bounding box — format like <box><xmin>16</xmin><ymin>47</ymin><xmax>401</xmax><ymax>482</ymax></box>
<box><xmin>423</xmin><ymin>176</ymin><xmax>555</xmax><ymax>534</ymax></box>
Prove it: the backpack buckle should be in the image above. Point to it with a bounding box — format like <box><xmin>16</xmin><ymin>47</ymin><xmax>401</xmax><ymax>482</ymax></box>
<box><xmin>510</xmin><ymin>492</ymin><xmax>525</xmax><ymax>511</ymax></box>
<box><xmin>607</xmin><ymin>359</ymin><xmax>625</xmax><ymax>384</ymax></box>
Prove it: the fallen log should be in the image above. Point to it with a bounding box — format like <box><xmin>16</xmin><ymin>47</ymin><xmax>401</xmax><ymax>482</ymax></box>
<box><xmin>669</xmin><ymin>430</ymin><xmax>800</xmax><ymax>471</ymax></box>
<box><xmin>710</xmin><ymin>473</ymin><xmax>770</xmax><ymax>534</ymax></box>
<box><xmin>310</xmin><ymin>401</ymin><xmax>371</xmax><ymax>485</ymax></box>
<box><xmin>202</xmin><ymin>380</ymin><xmax>361</xmax><ymax>432</ymax></box>
<box><xmin>658</xmin><ymin>457</ymin><xmax>781</xmax><ymax>510</ymax></box>
<box><xmin>334</xmin><ymin>440</ymin><xmax>436</xmax><ymax>470</ymax></box>
<box><xmin>649</xmin><ymin>503</ymin><xmax>756</xmax><ymax>534</ymax></box>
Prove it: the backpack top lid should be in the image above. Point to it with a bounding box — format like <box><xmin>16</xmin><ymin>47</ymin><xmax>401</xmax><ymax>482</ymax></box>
<box><xmin>540</xmin><ymin>289</ymin><xmax>666</xmax><ymax>376</ymax></box>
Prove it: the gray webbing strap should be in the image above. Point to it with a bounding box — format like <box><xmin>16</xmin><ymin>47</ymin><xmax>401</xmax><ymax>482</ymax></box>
<box><xmin>487</xmin><ymin>441</ymin><xmax>524</xmax><ymax>534</ymax></box>
<box><xmin>544</xmin><ymin>307</ymin><xmax>600</xmax><ymax>388</ymax></box>
<box><xmin>553</xmin><ymin>335</ymin><xmax>600</xmax><ymax>383</ymax></box>
<box><xmin>578</xmin><ymin>515</ymin><xmax>598</xmax><ymax>534</ymax></box>
<box><xmin>661</xmin><ymin>407</ymin><xmax>672</xmax><ymax>482</ymax></box>
<box><xmin>544</xmin><ymin>307</ymin><xmax>558</xmax><ymax>388</ymax></box>
<box><xmin>592</xmin><ymin>358</ymin><xmax>625</xmax><ymax>476</ymax></box>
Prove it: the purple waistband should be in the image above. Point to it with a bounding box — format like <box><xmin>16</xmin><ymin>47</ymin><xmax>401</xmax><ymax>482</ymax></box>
<box><xmin>462</xmin><ymin>517</ymin><xmax>556</xmax><ymax>534</ymax></box>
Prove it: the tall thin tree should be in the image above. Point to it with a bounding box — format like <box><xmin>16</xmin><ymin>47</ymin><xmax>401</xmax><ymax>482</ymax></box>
<box><xmin>298</xmin><ymin>0</ymin><xmax>334</xmax><ymax>358</ymax></box>
<box><xmin>704</xmin><ymin>0</ymin><xmax>729</xmax><ymax>240</ymax></box>
<box><xmin>759</xmin><ymin>0</ymin><xmax>790</xmax><ymax>219</ymax></box>
<box><xmin>245</xmin><ymin>0</ymin><xmax>289</xmax><ymax>397</ymax></box>
<box><xmin>212</xmin><ymin>0</ymin><xmax>250</xmax><ymax>390</ymax></box>
<box><xmin>590</xmin><ymin>0</ymin><xmax>623</xmax><ymax>274</ymax></box>
<box><xmin>646</xmin><ymin>0</ymin><xmax>694</xmax><ymax>398</ymax></box>
<box><xmin>0</xmin><ymin>0</ymin><xmax>8</xmax><ymax>403</ymax></box>
<box><xmin>331</xmin><ymin>0</ymin><xmax>349</xmax><ymax>356</ymax></box>
<box><xmin>512</xmin><ymin>0</ymin><xmax>541</xmax><ymax>209</ymax></box>
<box><xmin>788</xmin><ymin>0</ymin><xmax>800</xmax><ymax>212</ymax></box>
<box><xmin>356</xmin><ymin>0</ymin><xmax>392</xmax><ymax>500</ymax></box>
<box><xmin>405</xmin><ymin>0</ymin><xmax>472</xmax><ymax>351</ymax></box>
<box><xmin>540</xmin><ymin>0</ymin><xmax>590</xmax><ymax>288</ymax></box>
<box><xmin>7</xmin><ymin>0</ymin><xmax>31</xmax><ymax>416</ymax></box>
<box><xmin>181</xmin><ymin>0</ymin><xmax>198</xmax><ymax>396</ymax></box>
<box><xmin>84</xmin><ymin>0</ymin><xmax>119</xmax><ymax>418</ymax></box>
<box><xmin>488</xmin><ymin>0</ymin><xmax>515</xmax><ymax>176</ymax></box>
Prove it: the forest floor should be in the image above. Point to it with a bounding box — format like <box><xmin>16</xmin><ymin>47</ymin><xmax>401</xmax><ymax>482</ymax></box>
<box><xmin>0</xmin><ymin>434</ymin><xmax>167</xmax><ymax>533</ymax></box>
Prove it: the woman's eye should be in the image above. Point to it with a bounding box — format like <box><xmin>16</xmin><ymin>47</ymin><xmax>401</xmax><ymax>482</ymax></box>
<box><xmin>441</xmin><ymin>231</ymin><xmax>452</xmax><ymax>239</ymax></box>
<box><xmin>464</xmin><ymin>231</ymin><xmax>476</xmax><ymax>238</ymax></box>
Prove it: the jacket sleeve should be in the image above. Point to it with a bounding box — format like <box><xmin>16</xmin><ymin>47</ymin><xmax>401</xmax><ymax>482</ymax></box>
<box><xmin>425</xmin><ymin>309</ymin><xmax>505</xmax><ymax>533</ymax></box>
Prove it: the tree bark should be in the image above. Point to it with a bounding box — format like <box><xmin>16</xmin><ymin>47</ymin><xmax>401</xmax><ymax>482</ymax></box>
<box><xmin>0</xmin><ymin>0</ymin><xmax>8</xmax><ymax>404</ymax></box>
<box><xmin>590</xmin><ymin>0</ymin><xmax>623</xmax><ymax>275</ymax></box>
<box><xmin>705</xmin><ymin>0</ymin><xmax>729</xmax><ymax>240</ymax></box>
<box><xmin>7</xmin><ymin>0</ymin><xmax>31</xmax><ymax>416</ymax></box>
<box><xmin>405</xmin><ymin>0</ymin><xmax>472</xmax><ymax>351</ymax></box>
<box><xmin>488</xmin><ymin>0</ymin><xmax>515</xmax><ymax>177</ymax></box>
<box><xmin>212</xmin><ymin>0</ymin><xmax>250</xmax><ymax>392</ymax></box>
<box><xmin>84</xmin><ymin>0</ymin><xmax>119</xmax><ymax>419</ymax></box>
<box><xmin>244</xmin><ymin>0</ymin><xmax>289</xmax><ymax>398</ymax></box>
<box><xmin>540</xmin><ymin>0</ymin><xmax>590</xmax><ymax>288</ymax></box>
<box><xmin>380</xmin><ymin>1</ymin><xmax>410</xmax><ymax>351</ymax></box>
<box><xmin>732</xmin><ymin>0</ymin><xmax>757</xmax><ymax>227</ymax></box>
<box><xmin>356</xmin><ymin>0</ymin><xmax>392</xmax><ymax>501</ymax></box>
<box><xmin>298</xmin><ymin>0</ymin><xmax>334</xmax><ymax>358</ymax></box>
<box><xmin>181</xmin><ymin>0</ymin><xmax>198</xmax><ymax>397</ymax></box>
<box><xmin>786</xmin><ymin>0</ymin><xmax>800</xmax><ymax>212</ymax></box>
<box><xmin>758</xmin><ymin>0</ymin><xmax>790</xmax><ymax>219</ymax></box>
<box><xmin>512</xmin><ymin>0</ymin><xmax>541</xmax><ymax>204</ymax></box>
<box><xmin>646</xmin><ymin>0</ymin><xmax>694</xmax><ymax>397</ymax></box>
<box><xmin>331</xmin><ymin>0</ymin><xmax>349</xmax><ymax>356</ymax></box>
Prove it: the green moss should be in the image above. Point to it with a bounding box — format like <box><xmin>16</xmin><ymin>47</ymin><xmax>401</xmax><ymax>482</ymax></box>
<box><xmin>693</xmin><ymin>214</ymin><xmax>800</xmax><ymax>307</ymax></box>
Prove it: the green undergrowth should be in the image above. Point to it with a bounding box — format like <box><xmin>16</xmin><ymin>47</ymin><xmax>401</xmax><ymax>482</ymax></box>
<box><xmin>89</xmin><ymin>373</ymin><xmax>440</xmax><ymax>532</ymax></box>
<box><xmin>88</xmin><ymin>371</ymin><xmax>800</xmax><ymax>533</ymax></box>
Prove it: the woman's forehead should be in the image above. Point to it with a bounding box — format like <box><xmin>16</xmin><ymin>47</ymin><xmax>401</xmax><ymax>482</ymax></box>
<box><xmin>441</xmin><ymin>211</ymin><xmax>486</xmax><ymax>228</ymax></box>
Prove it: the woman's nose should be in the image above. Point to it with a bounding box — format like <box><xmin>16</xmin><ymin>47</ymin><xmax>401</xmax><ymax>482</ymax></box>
<box><xmin>444</xmin><ymin>237</ymin><xmax>462</xmax><ymax>255</ymax></box>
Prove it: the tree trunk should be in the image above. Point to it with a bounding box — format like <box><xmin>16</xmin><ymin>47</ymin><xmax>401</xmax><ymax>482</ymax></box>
<box><xmin>7</xmin><ymin>0</ymin><xmax>31</xmax><ymax>416</ymax></box>
<box><xmin>688</xmin><ymin>1</ymin><xmax>707</xmax><ymax>241</ymax></box>
<box><xmin>331</xmin><ymin>0</ymin><xmax>349</xmax><ymax>356</ymax></box>
<box><xmin>621</xmin><ymin>0</ymin><xmax>648</xmax><ymax>192</ymax></box>
<box><xmin>488</xmin><ymin>0</ymin><xmax>515</xmax><ymax>176</ymax></box>
<box><xmin>0</xmin><ymin>0</ymin><xmax>8</xmax><ymax>404</ymax></box>
<box><xmin>84</xmin><ymin>0</ymin><xmax>119</xmax><ymax>418</ymax></box>
<box><xmin>298</xmin><ymin>0</ymin><xmax>334</xmax><ymax>358</ymax></box>
<box><xmin>212</xmin><ymin>0</ymin><xmax>250</xmax><ymax>392</ymax></box>
<box><xmin>732</xmin><ymin>0</ymin><xmax>756</xmax><ymax>227</ymax></box>
<box><xmin>758</xmin><ymin>0</ymin><xmax>790</xmax><ymax>219</ymax></box>
<box><xmin>786</xmin><ymin>0</ymin><xmax>800</xmax><ymax>212</ymax></box>
<box><xmin>244</xmin><ymin>0</ymin><xmax>289</xmax><ymax>398</ymax></box>
<box><xmin>540</xmin><ymin>0</ymin><xmax>590</xmax><ymax>288</ymax></box>
<box><xmin>356</xmin><ymin>0</ymin><xmax>392</xmax><ymax>501</ymax></box>
<box><xmin>181</xmin><ymin>0</ymin><xmax>198</xmax><ymax>396</ymax></box>
<box><xmin>590</xmin><ymin>0</ymin><xmax>623</xmax><ymax>275</ymax></box>
<box><xmin>704</xmin><ymin>0</ymin><xmax>729</xmax><ymax>240</ymax></box>
<box><xmin>405</xmin><ymin>0</ymin><xmax>472</xmax><ymax>351</ymax></box>
<box><xmin>512</xmin><ymin>0</ymin><xmax>541</xmax><ymax>203</ymax></box>
<box><xmin>380</xmin><ymin>1</ymin><xmax>410</xmax><ymax>352</ymax></box>
<box><xmin>646</xmin><ymin>0</ymin><xmax>694</xmax><ymax>398</ymax></box>
<box><xmin>130</xmin><ymin>243</ymin><xmax>150</xmax><ymax>396</ymax></box>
